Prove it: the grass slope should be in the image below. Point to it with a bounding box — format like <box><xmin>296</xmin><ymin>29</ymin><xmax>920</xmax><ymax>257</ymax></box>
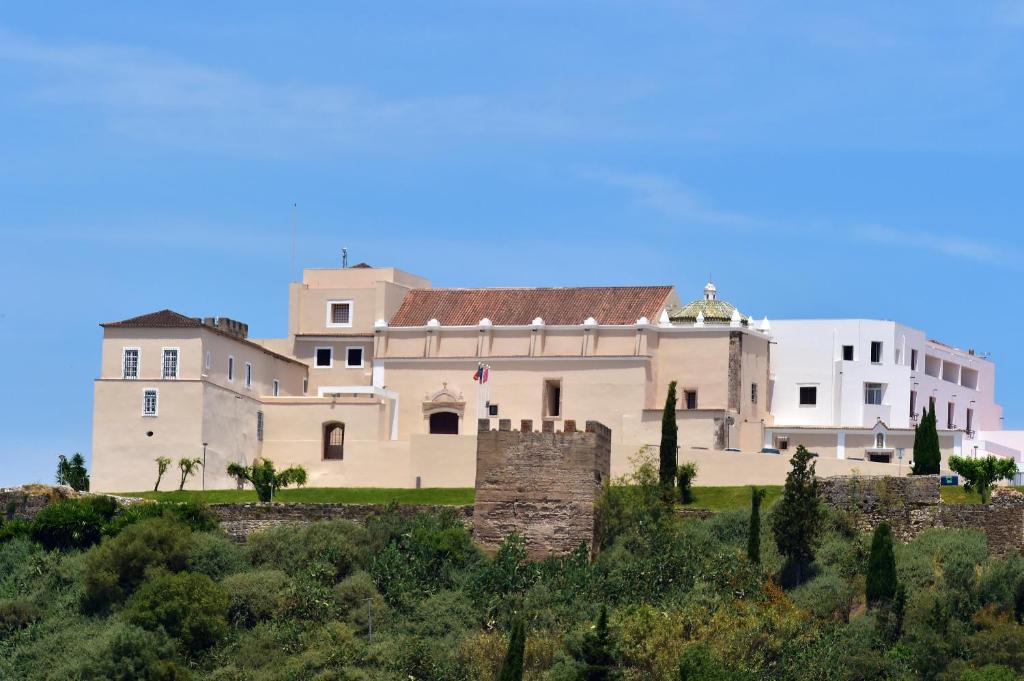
<box><xmin>123</xmin><ymin>487</ymin><xmax>475</xmax><ymax>505</ymax></box>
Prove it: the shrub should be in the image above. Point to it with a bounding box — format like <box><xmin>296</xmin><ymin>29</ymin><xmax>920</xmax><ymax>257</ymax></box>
<box><xmin>31</xmin><ymin>497</ymin><xmax>118</xmax><ymax>551</ymax></box>
<box><xmin>77</xmin><ymin>622</ymin><xmax>188</xmax><ymax>680</ymax></box>
<box><xmin>227</xmin><ymin>459</ymin><xmax>307</xmax><ymax>502</ymax></box>
<box><xmin>410</xmin><ymin>589</ymin><xmax>479</xmax><ymax>638</ymax></box>
<box><xmin>333</xmin><ymin>570</ymin><xmax>388</xmax><ymax>633</ymax></box>
<box><xmin>956</xmin><ymin>665</ymin><xmax>1021</xmax><ymax>681</ymax></box>
<box><xmin>866</xmin><ymin>523</ymin><xmax>897</xmax><ymax>607</ymax></box>
<box><xmin>498</xmin><ymin>617</ymin><xmax>526</xmax><ymax>681</ymax></box>
<box><xmin>124</xmin><ymin>571</ymin><xmax>229</xmax><ymax>655</ymax></box>
<box><xmin>221</xmin><ymin>569</ymin><xmax>289</xmax><ymax>627</ymax></box>
<box><xmin>0</xmin><ymin>518</ymin><xmax>31</xmax><ymax>544</ymax></box>
<box><xmin>790</xmin><ymin>571</ymin><xmax>855</xmax><ymax>622</ymax></box>
<box><xmin>81</xmin><ymin>518</ymin><xmax>191</xmax><ymax>612</ymax></box>
<box><xmin>676</xmin><ymin>462</ymin><xmax>697</xmax><ymax>505</ymax></box>
<box><xmin>677</xmin><ymin>642</ymin><xmax>728</xmax><ymax>681</ymax></box>
<box><xmin>104</xmin><ymin>502</ymin><xmax>217</xmax><ymax>537</ymax></box>
<box><xmin>187</xmin><ymin>532</ymin><xmax>247</xmax><ymax>580</ymax></box>
<box><xmin>0</xmin><ymin>598</ymin><xmax>41</xmax><ymax>636</ymax></box>
<box><xmin>977</xmin><ymin>553</ymin><xmax>1024</xmax><ymax>616</ymax></box>
<box><xmin>247</xmin><ymin>520</ymin><xmax>367</xmax><ymax>584</ymax></box>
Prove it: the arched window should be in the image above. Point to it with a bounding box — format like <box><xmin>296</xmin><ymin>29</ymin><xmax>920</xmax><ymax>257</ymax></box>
<box><xmin>428</xmin><ymin>411</ymin><xmax>459</xmax><ymax>435</ymax></box>
<box><xmin>875</xmin><ymin>433</ymin><xmax>885</xmax><ymax>448</ymax></box>
<box><xmin>323</xmin><ymin>422</ymin><xmax>345</xmax><ymax>460</ymax></box>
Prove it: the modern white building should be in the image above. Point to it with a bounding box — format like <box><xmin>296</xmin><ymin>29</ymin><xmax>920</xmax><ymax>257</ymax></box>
<box><xmin>766</xmin><ymin>319</ymin><xmax>1005</xmax><ymax>465</ymax></box>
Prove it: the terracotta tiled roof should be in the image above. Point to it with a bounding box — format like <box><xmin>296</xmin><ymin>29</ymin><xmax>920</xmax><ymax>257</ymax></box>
<box><xmin>101</xmin><ymin>309</ymin><xmax>201</xmax><ymax>328</ymax></box>
<box><xmin>389</xmin><ymin>286</ymin><xmax>674</xmax><ymax>327</ymax></box>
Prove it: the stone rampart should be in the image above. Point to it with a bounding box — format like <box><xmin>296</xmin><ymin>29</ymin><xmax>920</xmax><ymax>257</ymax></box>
<box><xmin>473</xmin><ymin>418</ymin><xmax>611</xmax><ymax>559</ymax></box>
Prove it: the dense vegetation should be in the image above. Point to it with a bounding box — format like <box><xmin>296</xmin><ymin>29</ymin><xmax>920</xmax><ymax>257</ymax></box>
<box><xmin>3</xmin><ymin>461</ymin><xmax>1024</xmax><ymax>680</ymax></box>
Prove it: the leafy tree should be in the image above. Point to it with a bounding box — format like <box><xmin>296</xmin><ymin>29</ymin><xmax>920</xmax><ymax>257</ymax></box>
<box><xmin>177</xmin><ymin>458</ymin><xmax>202</xmax><ymax>491</ymax></box>
<box><xmin>866</xmin><ymin>522</ymin><xmax>897</xmax><ymax>607</ymax></box>
<box><xmin>948</xmin><ymin>455</ymin><xmax>1018</xmax><ymax>503</ymax></box>
<box><xmin>771</xmin><ymin>445</ymin><xmax>821</xmax><ymax>586</ymax></box>
<box><xmin>31</xmin><ymin>497</ymin><xmax>118</xmax><ymax>551</ymax></box>
<box><xmin>78</xmin><ymin>623</ymin><xmax>188</xmax><ymax>681</ymax></box>
<box><xmin>226</xmin><ymin>458</ymin><xmax>307</xmax><ymax>502</ymax></box>
<box><xmin>577</xmin><ymin>605</ymin><xmax>617</xmax><ymax>680</ymax></box>
<box><xmin>747</xmin><ymin>486</ymin><xmax>766</xmax><ymax>564</ymax></box>
<box><xmin>659</xmin><ymin>381</ymin><xmax>679</xmax><ymax>502</ymax></box>
<box><xmin>154</xmin><ymin>457</ymin><xmax>172</xmax><ymax>492</ymax></box>
<box><xmin>125</xmin><ymin>571</ymin><xmax>229</xmax><ymax>655</ymax></box>
<box><xmin>676</xmin><ymin>462</ymin><xmax>697</xmax><ymax>505</ymax></box>
<box><xmin>56</xmin><ymin>453</ymin><xmax>90</xmax><ymax>491</ymax></box>
<box><xmin>911</xmin><ymin>405</ymin><xmax>941</xmax><ymax>475</ymax></box>
<box><xmin>498</xmin><ymin>616</ymin><xmax>526</xmax><ymax>681</ymax></box>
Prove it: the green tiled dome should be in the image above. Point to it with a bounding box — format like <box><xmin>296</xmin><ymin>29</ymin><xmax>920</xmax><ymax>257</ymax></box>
<box><xmin>669</xmin><ymin>282</ymin><xmax>747</xmax><ymax>325</ymax></box>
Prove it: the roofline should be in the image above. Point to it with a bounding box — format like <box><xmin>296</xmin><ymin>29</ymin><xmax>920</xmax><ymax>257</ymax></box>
<box><xmin>397</xmin><ymin>284</ymin><xmax>675</xmax><ymax>292</ymax></box>
<box><xmin>380</xmin><ymin>322</ymin><xmax>768</xmax><ymax>335</ymax></box>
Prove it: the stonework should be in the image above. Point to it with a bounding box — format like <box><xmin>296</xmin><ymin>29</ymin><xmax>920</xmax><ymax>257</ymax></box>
<box><xmin>473</xmin><ymin>418</ymin><xmax>611</xmax><ymax>559</ymax></box>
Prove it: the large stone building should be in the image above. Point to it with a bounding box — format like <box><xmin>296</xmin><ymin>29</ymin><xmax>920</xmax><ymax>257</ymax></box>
<box><xmin>90</xmin><ymin>262</ymin><xmax>1017</xmax><ymax>492</ymax></box>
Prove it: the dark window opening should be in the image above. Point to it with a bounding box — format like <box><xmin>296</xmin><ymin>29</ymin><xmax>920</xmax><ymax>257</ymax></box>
<box><xmin>870</xmin><ymin>341</ymin><xmax>883</xmax><ymax>364</ymax></box>
<box><xmin>948</xmin><ymin>402</ymin><xmax>955</xmax><ymax>429</ymax></box>
<box><xmin>429</xmin><ymin>411</ymin><xmax>459</xmax><ymax>435</ymax></box>
<box><xmin>911</xmin><ymin>349</ymin><xmax>919</xmax><ymax>371</ymax></box>
<box><xmin>544</xmin><ymin>379</ymin><xmax>562</xmax><ymax>418</ymax></box>
<box><xmin>910</xmin><ymin>391</ymin><xmax>917</xmax><ymax>419</ymax></box>
<box><xmin>868</xmin><ymin>452</ymin><xmax>891</xmax><ymax>463</ymax></box>
<box><xmin>966</xmin><ymin>408</ymin><xmax>974</xmax><ymax>433</ymax></box>
<box><xmin>323</xmin><ymin>422</ymin><xmax>345</xmax><ymax>459</ymax></box>
<box><xmin>684</xmin><ymin>390</ymin><xmax>698</xmax><ymax>410</ymax></box>
<box><xmin>315</xmin><ymin>347</ymin><xmax>332</xmax><ymax>367</ymax></box>
<box><xmin>842</xmin><ymin>345</ymin><xmax>854</xmax><ymax>361</ymax></box>
<box><xmin>799</xmin><ymin>386</ymin><xmax>817</xmax><ymax>406</ymax></box>
<box><xmin>487</xmin><ymin>403</ymin><xmax>499</xmax><ymax>417</ymax></box>
<box><xmin>346</xmin><ymin>347</ymin><xmax>363</xmax><ymax>367</ymax></box>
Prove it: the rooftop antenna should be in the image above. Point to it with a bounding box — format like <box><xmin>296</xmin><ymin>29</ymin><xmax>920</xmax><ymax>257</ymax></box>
<box><xmin>290</xmin><ymin>202</ymin><xmax>298</xmax><ymax>283</ymax></box>
<box><xmin>342</xmin><ymin>248</ymin><xmax>348</xmax><ymax>268</ymax></box>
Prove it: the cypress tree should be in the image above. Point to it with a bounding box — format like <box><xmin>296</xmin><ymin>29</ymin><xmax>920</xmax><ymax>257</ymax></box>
<box><xmin>912</xmin><ymin>405</ymin><xmax>941</xmax><ymax>475</ymax></box>
<box><xmin>770</xmin><ymin>445</ymin><xmax>821</xmax><ymax>586</ymax></box>
<box><xmin>498</xmin><ymin>617</ymin><xmax>526</xmax><ymax>681</ymax></box>
<box><xmin>578</xmin><ymin>605</ymin><xmax>616</xmax><ymax>680</ymax></box>
<box><xmin>747</xmin><ymin>486</ymin><xmax>766</xmax><ymax>564</ymax></box>
<box><xmin>866</xmin><ymin>522</ymin><xmax>897</xmax><ymax>607</ymax></box>
<box><xmin>660</xmin><ymin>381</ymin><xmax>679</xmax><ymax>503</ymax></box>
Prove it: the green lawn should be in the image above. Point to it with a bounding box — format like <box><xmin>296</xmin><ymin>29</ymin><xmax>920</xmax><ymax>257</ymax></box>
<box><xmin>120</xmin><ymin>487</ymin><xmax>475</xmax><ymax>506</ymax></box>
<box><xmin>684</xmin><ymin>485</ymin><xmax>783</xmax><ymax>512</ymax></box>
<box><xmin>939</xmin><ymin>485</ymin><xmax>1024</xmax><ymax>505</ymax></box>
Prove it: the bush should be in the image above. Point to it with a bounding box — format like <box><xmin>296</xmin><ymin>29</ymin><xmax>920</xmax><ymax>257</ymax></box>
<box><xmin>81</xmin><ymin>518</ymin><xmax>191</xmax><ymax>612</ymax></box>
<box><xmin>789</xmin><ymin>571</ymin><xmax>855</xmax><ymax>622</ymax></box>
<box><xmin>104</xmin><ymin>501</ymin><xmax>217</xmax><ymax>537</ymax></box>
<box><xmin>124</xmin><ymin>571</ymin><xmax>229</xmax><ymax>655</ymax></box>
<box><xmin>334</xmin><ymin>570</ymin><xmax>388</xmax><ymax>633</ymax></box>
<box><xmin>0</xmin><ymin>598</ymin><xmax>41</xmax><ymax>636</ymax></box>
<box><xmin>77</xmin><ymin>622</ymin><xmax>189</xmax><ymax>680</ymax></box>
<box><xmin>0</xmin><ymin>518</ymin><xmax>31</xmax><ymax>544</ymax></box>
<box><xmin>221</xmin><ymin>569</ymin><xmax>289</xmax><ymax>627</ymax></box>
<box><xmin>31</xmin><ymin>497</ymin><xmax>119</xmax><ymax>551</ymax></box>
<box><xmin>678</xmin><ymin>642</ymin><xmax>729</xmax><ymax>681</ymax></box>
<box><xmin>187</xmin><ymin>532</ymin><xmax>247</xmax><ymax>580</ymax></box>
<box><xmin>247</xmin><ymin>520</ymin><xmax>367</xmax><ymax>584</ymax></box>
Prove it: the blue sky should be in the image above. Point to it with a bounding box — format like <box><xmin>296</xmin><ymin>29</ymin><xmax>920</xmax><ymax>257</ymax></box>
<box><xmin>2</xmin><ymin>2</ymin><xmax>1023</xmax><ymax>486</ymax></box>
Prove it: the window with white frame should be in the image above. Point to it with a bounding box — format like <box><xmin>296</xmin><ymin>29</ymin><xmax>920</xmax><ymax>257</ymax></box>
<box><xmin>865</xmin><ymin>382</ymin><xmax>883</xmax><ymax>405</ymax></box>
<box><xmin>273</xmin><ymin>379</ymin><xmax>280</xmax><ymax>397</ymax></box>
<box><xmin>799</xmin><ymin>386</ymin><xmax>817</xmax><ymax>406</ymax></box>
<box><xmin>326</xmin><ymin>301</ymin><xmax>353</xmax><ymax>328</ymax></box>
<box><xmin>345</xmin><ymin>346</ymin><xmax>364</xmax><ymax>368</ymax></box>
<box><xmin>162</xmin><ymin>348</ymin><xmax>179</xmax><ymax>379</ymax></box>
<box><xmin>245</xmin><ymin>362</ymin><xmax>253</xmax><ymax>388</ymax></box>
<box><xmin>842</xmin><ymin>345</ymin><xmax>854</xmax><ymax>361</ymax></box>
<box><xmin>143</xmin><ymin>389</ymin><xmax>158</xmax><ymax>416</ymax></box>
<box><xmin>315</xmin><ymin>347</ymin><xmax>333</xmax><ymax>368</ymax></box>
<box><xmin>123</xmin><ymin>348</ymin><xmax>140</xmax><ymax>379</ymax></box>
<box><xmin>870</xmin><ymin>341</ymin><xmax>883</xmax><ymax>364</ymax></box>
<box><xmin>256</xmin><ymin>411</ymin><xmax>264</xmax><ymax>441</ymax></box>
<box><xmin>228</xmin><ymin>356</ymin><xmax>235</xmax><ymax>382</ymax></box>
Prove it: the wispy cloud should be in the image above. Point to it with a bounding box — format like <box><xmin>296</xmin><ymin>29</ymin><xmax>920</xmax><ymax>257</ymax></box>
<box><xmin>0</xmin><ymin>27</ymin><xmax>591</xmax><ymax>154</ymax></box>
<box><xmin>581</xmin><ymin>167</ymin><xmax>1022</xmax><ymax>268</ymax></box>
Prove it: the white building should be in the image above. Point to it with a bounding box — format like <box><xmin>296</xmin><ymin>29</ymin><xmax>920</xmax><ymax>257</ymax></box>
<box><xmin>766</xmin><ymin>319</ymin><xmax>1005</xmax><ymax>465</ymax></box>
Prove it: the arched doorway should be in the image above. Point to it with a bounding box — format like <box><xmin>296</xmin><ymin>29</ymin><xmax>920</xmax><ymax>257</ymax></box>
<box><xmin>428</xmin><ymin>411</ymin><xmax>459</xmax><ymax>435</ymax></box>
<box><xmin>323</xmin><ymin>422</ymin><xmax>345</xmax><ymax>459</ymax></box>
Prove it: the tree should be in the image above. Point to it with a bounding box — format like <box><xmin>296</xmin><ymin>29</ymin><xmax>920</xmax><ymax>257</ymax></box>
<box><xmin>577</xmin><ymin>605</ymin><xmax>617</xmax><ymax>680</ymax></box>
<box><xmin>866</xmin><ymin>522</ymin><xmax>897</xmax><ymax>607</ymax></box>
<box><xmin>154</xmin><ymin>457</ymin><xmax>172</xmax><ymax>492</ymax></box>
<box><xmin>177</xmin><ymin>458</ymin><xmax>202</xmax><ymax>491</ymax></box>
<box><xmin>676</xmin><ymin>462</ymin><xmax>697</xmax><ymax>505</ymax></box>
<box><xmin>771</xmin><ymin>445</ymin><xmax>821</xmax><ymax>586</ymax></box>
<box><xmin>226</xmin><ymin>458</ymin><xmax>308</xmax><ymax>502</ymax></box>
<box><xmin>498</xmin><ymin>617</ymin><xmax>526</xmax><ymax>681</ymax></box>
<box><xmin>912</xmin><ymin>405</ymin><xmax>941</xmax><ymax>475</ymax></box>
<box><xmin>659</xmin><ymin>381</ymin><xmax>679</xmax><ymax>502</ymax></box>
<box><xmin>56</xmin><ymin>453</ymin><xmax>90</xmax><ymax>492</ymax></box>
<box><xmin>747</xmin><ymin>486</ymin><xmax>767</xmax><ymax>564</ymax></box>
<box><xmin>948</xmin><ymin>455</ymin><xmax>1018</xmax><ymax>503</ymax></box>
<box><xmin>678</xmin><ymin>642</ymin><xmax>728</xmax><ymax>680</ymax></box>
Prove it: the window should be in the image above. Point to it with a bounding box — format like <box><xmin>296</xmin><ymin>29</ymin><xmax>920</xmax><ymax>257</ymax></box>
<box><xmin>544</xmin><ymin>379</ymin><xmax>562</xmax><ymax>418</ymax></box>
<box><xmin>302</xmin><ymin>377</ymin><xmax>309</xmax><ymax>394</ymax></box>
<box><xmin>799</xmin><ymin>386</ymin><xmax>817</xmax><ymax>406</ymax></box>
<box><xmin>751</xmin><ymin>383</ymin><xmax>759</xmax><ymax>405</ymax></box>
<box><xmin>122</xmin><ymin>348</ymin><xmax>139</xmax><ymax>379</ymax></box>
<box><xmin>487</xmin><ymin>402</ymin><xmax>499</xmax><ymax>417</ymax></box>
<box><xmin>870</xmin><ymin>341</ymin><xmax>883</xmax><ymax>364</ymax></box>
<box><xmin>205</xmin><ymin>351</ymin><xmax>211</xmax><ymax>371</ymax></box>
<box><xmin>776</xmin><ymin>435</ymin><xmax>789</xmax><ymax>451</ymax></box>
<box><xmin>842</xmin><ymin>345</ymin><xmax>854</xmax><ymax>361</ymax></box>
<box><xmin>272</xmin><ymin>379</ymin><xmax>280</xmax><ymax>397</ymax></box>
<box><xmin>947</xmin><ymin>402</ymin><xmax>955</xmax><ymax>429</ymax></box>
<box><xmin>429</xmin><ymin>411</ymin><xmax>460</xmax><ymax>434</ymax></box>
<box><xmin>162</xmin><ymin>348</ymin><xmax>179</xmax><ymax>379</ymax></box>
<box><xmin>315</xmin><ymin>347</ymin><xmax>333</xmax><ymax>368</ymax></box>
<box><xmin>345</xmin><ymin>347</ymin><xmax>364</xmax><ymax>368</ymax></box>
<box><xmin>910</xmin><ymin>390</ymin><xmax>917</xmax><ymax>419</ymax></box>
<box><xmin>911</xmin><ymin>349</ymin><xmax>918</xmax><ymax>371</ymax></box>
<box><xmin>865</xmin><ymin>382</ymin><xmax>883</xmax><ymax>405</ymax></box>
<box><xmin>323</xmin><ymin>422</ymin><xmax>345</xmax><ymax>459</ymax></box>
<box><xmin>228</xmin><ymin>356</ymin><xmax>235</xmax><ymax>382</ymax></box>
<box><xmin>245</xmin><ymin>362</ymin><xmax>253</xmax><ymax>389</ymax></box>
<box><xmin>966</xmin><ymin>408</ymin><xmax>974</xmax><ymax>433</ymax></box>
<box><xmin>683</xmin><ymin>390</ymin><xmax>698</xmax><ymax>410</ymax></box>
<box><xmin>326</xmin><ymin>301</ymin><xmax>353</xmax><ymax>328</ymax></box>
<box><xmin>875</xmin><ymin>433</ymin><xmax>885</xmax><ymax>448</ymax></box>
<box><xmin>256</xmin><ymin>411</ymin><xmax>264</xmax><ymax>442</ymax></box>
<box><xmin>143</xmin><ymin>389</ymin><xmax>158</xmax><ymax>416</ymax></box>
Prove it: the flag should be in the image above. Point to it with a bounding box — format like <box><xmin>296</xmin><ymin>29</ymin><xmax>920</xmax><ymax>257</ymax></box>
<box><xmin>473</xmin><ymin>363</ymin><xmax>489</xmax><ymax>383</ymax></box>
